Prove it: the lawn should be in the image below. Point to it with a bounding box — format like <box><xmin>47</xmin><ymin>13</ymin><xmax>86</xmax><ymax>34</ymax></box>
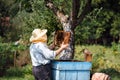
<box><xmin>0</xmin><ymin>44</ymin><xmax>120</xmax><ymax>80</ymax></box>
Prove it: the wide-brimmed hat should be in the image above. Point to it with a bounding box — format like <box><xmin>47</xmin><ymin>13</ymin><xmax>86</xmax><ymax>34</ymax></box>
<box><xmin>30</xmin><ymin>29</ymin><xmax>47</xmax><ymax>43</ymax></box>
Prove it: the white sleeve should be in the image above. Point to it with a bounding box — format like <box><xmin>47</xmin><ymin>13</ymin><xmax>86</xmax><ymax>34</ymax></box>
<box><xmin>37</xmin><ymin>43</ymin><xmax>56</xmax><ymax>59</ymax></box>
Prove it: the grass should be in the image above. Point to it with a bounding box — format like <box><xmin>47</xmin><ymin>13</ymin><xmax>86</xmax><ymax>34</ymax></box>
<box><xmin>0</xmin><ymin>44</ymin><xmax>120</xmax><ymax>80</ymax></box>
<box><xmin>75</xmin><ymin>44</ymin><xmax>120</xmax><ymax>80</ymax></box>
<box><xmin>0</xmin><ymin>76</ymin><xmax>34</xmax><ymax>80</ymax></box>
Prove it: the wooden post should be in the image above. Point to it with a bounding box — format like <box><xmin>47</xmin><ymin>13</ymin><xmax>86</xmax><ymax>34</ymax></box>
<box><xmin>83</xmin><ymin>48</ymin><xmax>92</xmax><ymax>62</ymax></box>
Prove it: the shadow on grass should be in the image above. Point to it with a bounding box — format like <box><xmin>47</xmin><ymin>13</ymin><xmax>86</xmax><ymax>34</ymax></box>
<box><xmin>100</xmin><ymin>68</ymin><xmax>120</xmax><ymax>79</ymax></box>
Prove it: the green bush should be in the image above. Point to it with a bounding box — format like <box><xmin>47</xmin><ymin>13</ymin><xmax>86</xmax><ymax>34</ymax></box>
<box><xmin>0</xmin><ymin>42</ymin><xmax>27</xmax><ymax>76</ymax></box>
<box><xmin>5</xmin><ymin>65</ymin><xmax>32</xmax><ymax>77</ymax></box>
<box><xmin>111</xmin><ymin>42</ymin><xmax>120</xmax><ymax>56</ymax></box>
<box><xmin>0</xmin><ymin>65</ymin><xmax>34</xmax><ymax>80</ymax></box>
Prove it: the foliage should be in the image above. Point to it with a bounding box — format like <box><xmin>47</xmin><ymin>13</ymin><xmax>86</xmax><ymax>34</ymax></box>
<box><xmin>0</xmin><ymin>42</ymin><xmax>28</xmax><ymax>76</ymax></box>
<box><xmin>0</xmin><ymin>65</ymin><xmax>34</xmax><ymax>80</ymax></box>
<box><xmin>0</xmin><ymin>0</ymin><xmax>120</xmax><ymax>45</ymax></box>
<box><xmin>110</xmin><ymin>14</ymin><xmax>120</xmax><ymax>39</ymax></box>
<box><xmin>111</xmin><ymin>42</ymin><xmax>120</xmax><ymax>56</ymax></box>
<box><xmin>10</xmin><ymin>0</ymin><xmax>60</xmax><ymax>44</ymax></box>
<box><xmin>75</xmin><ymin>0</ymin><xmax>120</xmax><ymax>44</ymax></box>
<box><xmin>5</xmin><ymin>64</ymin><xmax>32</xmax><ymax>77</ymax></box>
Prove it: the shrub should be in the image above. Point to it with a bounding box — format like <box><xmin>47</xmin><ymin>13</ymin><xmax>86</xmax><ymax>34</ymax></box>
<box><xmin>5</xmin><ymin>64</ymin><xmax>32</xmax><ymax>77</ymax></box>
<box><xmin>0</xmin><ymin>42</ymin><xmax>27</xmax><ymax>76</ymax></box>
<box><xmin>111</xmin><ymin>42</ymin><xmax>120</xmax><ymax>57</ymax></box>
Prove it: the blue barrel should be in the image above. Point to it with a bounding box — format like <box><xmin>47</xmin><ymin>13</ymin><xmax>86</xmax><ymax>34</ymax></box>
<box><xmin>51</xmin><ymin>60</ymin><xmax>92</xmax><ymax>80</ymax></box>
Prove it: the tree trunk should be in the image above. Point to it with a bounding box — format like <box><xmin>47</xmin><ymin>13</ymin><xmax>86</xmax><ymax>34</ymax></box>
<box><xmin>59</xmin><ymin>21</ymin><xmax>75</xmax><ymax>60</ymax></box>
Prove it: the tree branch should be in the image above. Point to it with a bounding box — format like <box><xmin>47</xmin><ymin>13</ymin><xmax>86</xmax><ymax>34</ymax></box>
<box><xmin>75</xmin><ymin>0</ymin><xmax>92</xmax><ymax>27</ymax></box>
<box><xmin>44</xmin><ymin>0</ymin><xmax>58</xmax><ymax>15</ymax></box>
<box><xmin>71</xmin><ymin>0</ymin><xmax>80</xmax><ymax>28</ymax></box>
<box><xmin>44</xmin><ymin>0</ymin><xmax>68</xmax><ymax>24</ymax></box>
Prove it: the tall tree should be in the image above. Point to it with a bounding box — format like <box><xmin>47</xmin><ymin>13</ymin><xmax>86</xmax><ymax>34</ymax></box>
<box><xmin>44</xmin><ymin>0</ymin><xmax>92</xmax><ymax>59</ymax></box>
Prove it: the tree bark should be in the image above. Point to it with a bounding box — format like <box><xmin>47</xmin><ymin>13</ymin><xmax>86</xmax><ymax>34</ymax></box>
<box><xmin>59</xmin><ymin>20</ymin><xmax>75</xmax><ymax>60</ymax></box>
